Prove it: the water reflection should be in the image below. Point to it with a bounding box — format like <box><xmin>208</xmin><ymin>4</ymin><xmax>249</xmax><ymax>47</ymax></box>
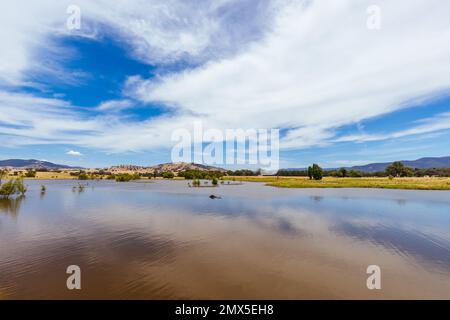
<box><xmin>332</xmin><ymin>222</ymin><xmax>450</xmax><ymax>269</ymax></box>
<box><xmin>0</xmin><ymin>196</ymin><xmax>24</xmax><ymax>217</ymax></box>
<box><xmin>1</xmin><ymin>180</ymin><xmax>450</xmax><ymax>299</ymax></box>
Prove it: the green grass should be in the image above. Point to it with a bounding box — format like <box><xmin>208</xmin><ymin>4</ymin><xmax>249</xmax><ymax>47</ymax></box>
<box><xmin>222</xmin><ymin>176</ymin><xmax>450</xmax><ymax>190</ymax></box>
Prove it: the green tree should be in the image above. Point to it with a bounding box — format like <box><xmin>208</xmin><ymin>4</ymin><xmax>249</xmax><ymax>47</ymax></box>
<box><xmin>212</xmin><ymin>177</ymin><xmax>218</xmax><ymax>186</ymax></box>
<box><xmin>0</xmin><ymin>169</ymin><xmax>7</xmax><ymax>184</ymax></box>
<box><xmin>162</xmin><ymin>171</ymin><xmax>175</xmax><ymax>179</ymax></box>
<box><xmin>310</xmin><ymin>164</ymin><xmax>323</xmax><ymax>180</ymax></box>
<box><xmin>14</xmin><ymin>179</ymin><xmax>27</xmax><ymax>196</ymax></box>
<box><xmin>78</xmin><ymin>173</ymin><xmax>89</xmax><ymax>180</ymax></box>
<box><xmin>338</xmin><ymin>168</ymin><xmax>348</xmax><ymax>178</ymax></box>
<box><xmin>307</xmin><ymin>166</ymin><xmax>313</xmax><ymax>180</ymax></box>
<box><xmin>0</xmin><ymin>180</ymin><xmax>17</xmax><ymax>199</ymax></box>
<box><xmin>24</xmin><ymin>169</ymin><xmax>36</xmax><ymax>178</ymax></box>
<box><xmin>386</xmin><ymin>161</ymin><xmax>413</xmax><ymax>177</ymax></box>
<box><xmin>348</xmin><ymin>170</ymin><xmax>363</xmax><ymax>178</ymax></box>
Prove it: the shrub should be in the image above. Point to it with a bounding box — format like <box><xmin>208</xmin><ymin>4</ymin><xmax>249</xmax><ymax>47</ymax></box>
<box><xmin>115</xmin><ymin>173</ymin><xmax>133</xmax><ymax>182</ymax></box>
<box><xmin>212</xmin><ymin>177</ymin><xmax>218</xmax><ymax>186</ymax></box>
<box><xmin>78</xmin><ymin>173</ymin><xmax>89</xmax><ymax>180</ymax></box>
<box><xmin>0</xmin><ymin>180</ymin><xmax>17</xmax><ymax>199</ymax></box>
<box><xmin>0</xmin><ymin>169</ymin><xmax>7</xmax><ymax>184</ymax></box>
<box><xmin>162</xmin><ymin>172</ymin><xmax>175</xmax><ymax>179</ymax></box>
<box><xmin>24</xmin><ymin>169</ymin><xmax>36</xmax><ymax>178</ymax></box>
<box><xmin>14</xmin><ymin>179</ymin><xmax>27</xmax><ymax>196</ymax></box>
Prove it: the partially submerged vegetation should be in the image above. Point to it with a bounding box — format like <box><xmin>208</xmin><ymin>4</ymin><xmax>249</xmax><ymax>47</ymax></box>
<box><xmin>0</xmin><ymin>179</ymin><xmax>28</xmax><ymax>199</ymax></box>
<box><xmin>114</xmin><ymin>173</ymin><xmax>141</xmax><ymax>182</ymax></box>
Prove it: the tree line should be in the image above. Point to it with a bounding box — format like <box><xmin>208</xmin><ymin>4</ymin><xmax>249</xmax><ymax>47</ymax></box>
<box><xmin>276</xmin><ymin>161</ymin><xmax>450</xmax><ymax>179</ymax></box>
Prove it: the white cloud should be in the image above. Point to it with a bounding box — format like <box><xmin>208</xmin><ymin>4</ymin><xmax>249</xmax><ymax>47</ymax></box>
<box><xmin>0</xmin><ymin>0</ymin><xmax>277</xmax><ymax>85</ymax></box>
<box><xmin>131</xmin><ymin>0</ymin><xmax>450</xmax><ymax>150</ymax></box>
<box><xmin>96</xmin><ymin>100</ymin><xmax>133</xmax><ymax>112</ymax></box>
<box><xmin>66</xmin><ymin>150</ymin><xmax>83</xmax><ymax>156</ymax></box>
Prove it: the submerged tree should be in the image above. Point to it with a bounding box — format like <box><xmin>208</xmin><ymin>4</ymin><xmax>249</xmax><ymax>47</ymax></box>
<box><xmin>14</xmin><ymin>179</ymin><xmax>27</xmax><ymax>196</ymax></box>
<box><xmin>0</xmin><ymin>180</ymin><xmax>17</xmax><ymax>199</ymax></box>
<box><xmin>0</xmin><ymin>169</ymin><xmax>7</xmax><ymax>184</ymax></box>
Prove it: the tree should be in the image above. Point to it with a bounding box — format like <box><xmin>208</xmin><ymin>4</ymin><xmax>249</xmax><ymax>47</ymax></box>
<box><xmin>338</xmin><ymin>168</ymin><xmax>348</xmax><ymax>178</ymax></box>
<box><xmin>24</xmin><ymin>169</ymin><xmax>36</xmax><ymax>178</ymax></box>
<box><xmin>212</xmin><ymin>177</ymin><xmax>218</xmax><ymax>186</ymax></box>
<box><xmin>310</xmin><ymin>164</ymin><xmax>323</xmax><ymax>180</ymax></box>
<box><xmin>0</xmin><ymin>180</ymin><xmax>17</xmax><ymax>199</ymax></box>
<box><xmin>348</xmin><ymin>170</ymin><xmax>363</xmax><ymax>178</ymax></box>
<box><xmin>14</xmin><ymin>179</ymin><xmax>27</xmax><ymax>196</ymax></box>
<box><xmin>385</xmin><ymin>161</ymin><xmax>413</xmax><ymax>177</ymax></box>
<box><xmin>78</xmin><ymin>173</ymin><xmax>89</xmax><ymax>180</ymax></box>
<box><xmin>162</xmin><ymin>171</ymin><xmax>175</xmax><ymax>179</ymax></box>
<box><xmin>0</xmin><ymin>169</ymin><xmax>7</xmax><ymax>184</ymax></box>
<box><xmin>307</xmin><ymin>166</ymin><xmax>313</xmax><ymax>180</ymax></box>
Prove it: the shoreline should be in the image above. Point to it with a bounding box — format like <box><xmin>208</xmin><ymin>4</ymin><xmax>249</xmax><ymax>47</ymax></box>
<box><xmin>3</xmin><ymin>175</ymin><xmax>450</xmax><ymax>191</ymax></box>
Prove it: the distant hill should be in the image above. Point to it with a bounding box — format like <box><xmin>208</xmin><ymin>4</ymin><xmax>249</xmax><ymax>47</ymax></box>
<box><xmin>149</xmin><ymin>162</ymin><xmax>226</xmax><ymax>173</ymax></box>
<box><xmin>109</xmin><ymin>162</ymin><xmax>226</xmax><ymax>173</ymax></box>
<box><xmin>282</xmin><ymin>156</ymin><xmax>450</xmax><ymax>173</ymax></box>
<box><xmin>0</xmin><ymin>159</ymin><xmax>80</xmax><ymax>169</ymax></box>
<box><xmin>349</xmin><ymin>156</ymin><xmax>450</xmax><ymax>173</ymax></box>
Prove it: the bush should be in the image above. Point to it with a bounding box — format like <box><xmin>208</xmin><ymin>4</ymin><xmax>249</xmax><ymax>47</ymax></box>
<box><xmin>115</xmin><ymin>173</ymin><xmax>133</xmax><ymax>182</ymax></box>
<box><xmin>78</xmin><ymin>173</ymin><xmax>89</xmax><ymax>180</ymax></box>
<box><xmin>212</xmin><ymin>177</ymin><xmax>218</xmax><ymax>186</ymax></box>
<box><xmin>0</xmin><ymin>180</ymin><xmax>17</xmax><ymax>199</ymax></box>
<box><xmin>162</xmin><ymin>172</ymin><xmax>175</xmax><ymax>179</ymax></box>
<box><xmin>14</xmin><ymin>179</ymin><xmax>27</xmax><ymax>196</ymax></box>
<box><xmin>348</xmin><ymin>170</ymin><xmax>363</xmax><ymax>178</ymax></box>
<box><xmin>24</xmin><ymin>169</ymin><xmax>36</xmax><ymax>178</ymax></box>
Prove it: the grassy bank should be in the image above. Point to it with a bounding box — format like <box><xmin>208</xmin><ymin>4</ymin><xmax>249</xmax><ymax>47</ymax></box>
<box><xmin>222</xmin><ymin>176</ymin><xmax>450</xmax><ymax>190</ymax></box>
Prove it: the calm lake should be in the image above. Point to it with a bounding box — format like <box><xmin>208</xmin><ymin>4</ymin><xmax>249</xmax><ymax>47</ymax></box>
<box><xmin>1</xmin><ymin>180</ymin><xmax>450</xmax><ymax>299</ymax></box>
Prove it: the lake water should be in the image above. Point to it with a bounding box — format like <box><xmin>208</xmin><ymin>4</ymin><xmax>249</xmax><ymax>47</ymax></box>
<box><xmin>1</xmin><ymin>180</ymin><xmax>450</xmax><ymax>299</ymax></box>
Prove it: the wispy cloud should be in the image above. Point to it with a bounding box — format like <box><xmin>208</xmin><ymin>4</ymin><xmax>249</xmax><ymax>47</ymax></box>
<box><xmin>96</xmin><ymin>100</ymin><xmax>133</xmax><ymax>112</ymax></box>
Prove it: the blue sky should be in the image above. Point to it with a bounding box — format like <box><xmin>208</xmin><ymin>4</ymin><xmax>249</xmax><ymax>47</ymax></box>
<box><xmin>1</xmin><ymin>0</ymin><xmax>450</xmax><ymax>169</ymax></box>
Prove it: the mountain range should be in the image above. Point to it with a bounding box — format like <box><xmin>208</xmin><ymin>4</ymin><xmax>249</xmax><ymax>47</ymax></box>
<box><xmin>0</xmin><ymin>159</ymin><xmax>79</xmax><ymax>169</ymax></box>
<box><xmin>348</xmin><ymin>156</ymin><xmax>450</xmax><ymax>173</ymax></box>
<box><xmin>284</xmin><ymin>156</ymin><xmax>450</xmax><ymax>173</ymax></box>
<box><xmin>1</xmin><ymin>156</ymin><xmax>450</xmax><ymax>173</ymax></box>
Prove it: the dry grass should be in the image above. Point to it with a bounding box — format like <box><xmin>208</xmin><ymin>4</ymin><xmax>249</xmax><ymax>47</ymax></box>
<box><xmin>4</xmin><ymin>171</ymin><xmax>77</xmax><ymax>180</ymax></box>
<box><xmin>223</xmin><ymin>176</ymin><xmax>450</xmax><ymax>190</ymax></box>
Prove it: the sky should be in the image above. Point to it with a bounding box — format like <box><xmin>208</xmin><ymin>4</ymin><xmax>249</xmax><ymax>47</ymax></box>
<box><xmin>1</xmin><ymin>0</ymin><xmax>450</xmax><ymax>169</ymax></box>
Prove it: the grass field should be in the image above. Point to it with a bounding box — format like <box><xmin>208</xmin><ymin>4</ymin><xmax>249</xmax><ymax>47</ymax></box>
<box><xmin>222</xmin><ymin>176</ymin><xmax>450</xmax><ymax>190</ymax></box>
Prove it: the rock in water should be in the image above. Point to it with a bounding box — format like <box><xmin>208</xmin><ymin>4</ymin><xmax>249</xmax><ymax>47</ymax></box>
<box><xmin>209</xmin><ymin>195</ymin><xmax>222</xmax><ymax>199</ymax></box>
